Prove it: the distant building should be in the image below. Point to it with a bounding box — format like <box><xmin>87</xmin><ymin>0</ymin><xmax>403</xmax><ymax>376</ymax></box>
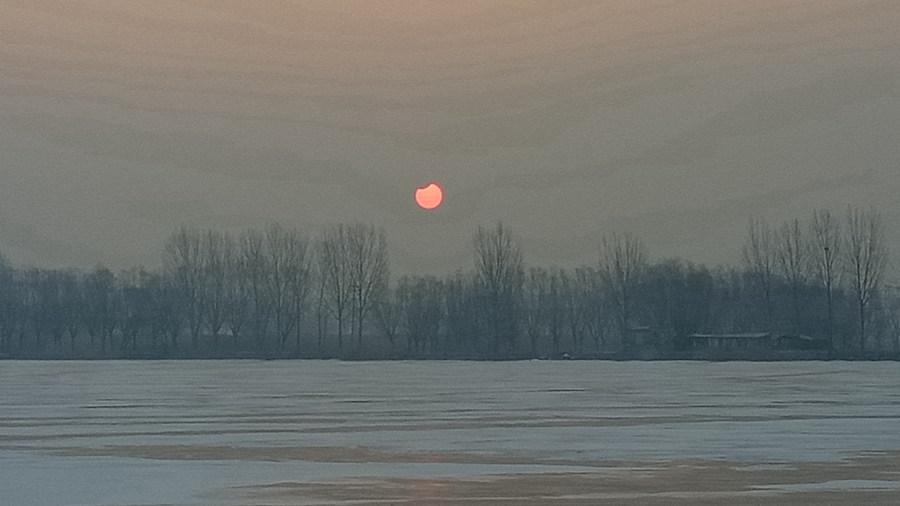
<box><xmin>624</xmin><ymin>326</ymin><xmax>673</xmax><ymax>358</ymax></box>
<box><xmin>686</xmin><ymin>333</ymin><xmax>773</xmax><ymax>350</ymax></box>
<box><xmin>773</xmin><ymin>334</ymin><xmax>829</xmax><ymax>351</ymax></box>
<box><xmin>685</xmin><ymin>332</ymin><xmax>828</xmax><ymax>352</ymax></box>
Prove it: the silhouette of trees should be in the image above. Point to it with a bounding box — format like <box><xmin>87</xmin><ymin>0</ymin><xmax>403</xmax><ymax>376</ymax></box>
<box><xmin>266</xmin><ymin>224</ymin><xmax>312</xmax><ymax>352</ymax></box>
<box><xmin>164</xmin><ymin>227</ymin><xmax>204</xmax><ymax>350</ymax></box>
<box><xmin>810</xmin><ymin>209</ymin><xmax>842</xmax><ymax>350</ymax></box>
<box><xmin>599</xmin><ymin>232</ymin><xmax>648</xmax><ymax>352</ymax></box>
<box><xmin>523</xmin><ymin>267</ymin><xmax>549</xmax><ymax>358</ymax></box>
<box><xmin>844</xmin><ymin>206</ymin><xmax>889</xmax><ymax>351</ymax></box>
<box><xmin>0</xmin><ymin>210</ymin><xmax>895</xmax><ymax>360</ymax></box>
<box><xmin>201</xmin><ymin>230</ymin><xmax>229</xmax><ymax>349</ymax></box>
<box><xmin>241</xmin><ymin>228</ymin><xmax>272</xmax><ymax>353</ymax></box>
<box><xmin>742</xmin><ymin>218</ymin><xmax>777</xmax><ymax>330</ymax></box>
<box><xmin>473</xmin><ymin>223</ymin><xmax>525</xmax><ymax>357</ymax></box>
<box><xmin>82</xmin><ymin>267</ymin><xmax>117</xmax><ymax>353</ymax></box>
<box><xmin>776</xmin><ymin>218</ymin><xmax>809</xmax><ymax>333</ymax></box>
<box><xmin>319</xmin><ymin>225</ymin><xmax>353</xmax><ymax>353</ymax></box>
<box><xmin>373</xmin><ymin>279</ymin><xmax>403</xmax><ymax>353</ymax></box>
<box><xmin>0</xmin><ymin>254</ymin><xmax>18</xmax><ymax>355</ymax></box>
<box><xmin>346</xmin><ymin>223</ymin><xmax>390</xmax><ymax>354</ymax></box>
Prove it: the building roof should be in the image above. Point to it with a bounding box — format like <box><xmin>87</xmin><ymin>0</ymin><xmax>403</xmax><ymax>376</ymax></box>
<box><xmin>687</xmin><ymin>333</ymin><xmax>771</xmax><ymax>339</ymax></box>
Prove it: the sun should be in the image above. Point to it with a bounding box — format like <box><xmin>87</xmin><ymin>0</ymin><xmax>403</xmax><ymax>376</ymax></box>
<box><xmin>415</xmin><ymin>182</ymin><xmax>444</xmax><ymax>210</ymax></box>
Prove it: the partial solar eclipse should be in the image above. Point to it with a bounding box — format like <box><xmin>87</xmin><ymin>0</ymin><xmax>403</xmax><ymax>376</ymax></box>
<box><xmin>415</xmin><ymin>182</ymin><xmax>443</xmax><ymax>210</ymax></box>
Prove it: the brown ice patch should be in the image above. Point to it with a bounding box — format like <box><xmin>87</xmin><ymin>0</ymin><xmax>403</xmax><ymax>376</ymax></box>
<box><xmin>219</xmin><ymin>451</ymin><xmax>900</xmax><ymax>506</ymax></box>
<box><xmin>43</xmin><ymin>444</ymin><xmax>608</xmax><ymax>467</ymax></box>
<box><xmin>3</xmin><ymin>413</ymin><xmax>897</xmax><ymax>442</ymax></box>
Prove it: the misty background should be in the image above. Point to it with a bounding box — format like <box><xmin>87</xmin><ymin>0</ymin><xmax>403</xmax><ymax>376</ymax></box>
<box><xmin>1</xmin><ymin>1</ymin><xmax>899</xmax><ymax>275</ymax></box>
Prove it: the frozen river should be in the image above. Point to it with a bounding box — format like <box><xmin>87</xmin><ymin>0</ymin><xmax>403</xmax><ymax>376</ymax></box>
<box><xmin>2</xmin><ymin>360</ymin><xmax>900</xmax><ymax>505</ymax></box>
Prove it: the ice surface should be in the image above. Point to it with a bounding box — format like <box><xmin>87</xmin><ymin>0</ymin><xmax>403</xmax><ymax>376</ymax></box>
<box><xmin>2</xmin><ymin>360</ymin><xmax>900</xmax><ymax>505</ymax></box>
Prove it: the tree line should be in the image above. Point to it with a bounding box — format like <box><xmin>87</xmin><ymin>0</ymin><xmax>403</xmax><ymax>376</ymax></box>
<box><xmin>0</xmin><ymin>207</ymin><xmax>896</xmax><ymax>360</ymax></box>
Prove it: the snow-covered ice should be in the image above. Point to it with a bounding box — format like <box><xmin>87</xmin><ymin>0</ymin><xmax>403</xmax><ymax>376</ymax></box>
<box><xmin>2</xmin><ymin>360</ymin><xmax>900</xmax><ymax>505</ymax></box>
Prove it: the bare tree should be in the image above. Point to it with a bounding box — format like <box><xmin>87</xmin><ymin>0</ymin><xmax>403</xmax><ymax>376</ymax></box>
<box><xmin>844</xmin><ymin>206</ymin><xmax>889</xmax><ymax>351</ymax></box>
<box><xmin>883</xmin><ymin>285</ymin><xmax>900</xmax><ymax>351</ymax></box>
<box><xmin>24</xmin><ymin>269</ymin><xmax>46</xmax><ymax>350</ymax></box>
<box><xmin>152</xmin><ymin>272</ymin><xmax>184</xmax><ymax>353</ymax></box>
<box><xmin>810</xmin><ymin>209</ymin><xmax>841</xmax><ymax>350</ymax></box>
<box><xmin>202</xmin><ymin>230</ymin><xmax>229</xmax><ymax>350</ymax></box>
<box><xmin>82</xmin><ymin>267</ymin><xmax>117</xmax><ymax>353</ymax></box>
<box><xmin>373</xmin><ymin>280</ymin><xmax>403</xmax><ymax>353</ymax></box>
<box><xmin>545</xmin><ymin>269</ymin><xmax>565</xmax><ymax>356</ymax></box>
<box><xmin>473</xmin><ymin>222</ymin><xmax>525</xmax><ymax>357</ymax></box>
<box><xmin>223</xmin><ymin>233</ymin><xmax>248</xmax><ymax>352</ymax></box>
<box><xmin>164</xmin><ymin>227</ymin><xmax>205</xmax><ymax>350</ymax></box>
<box><xmin>346</xmin><ymin>223</ymin><xmax>390</xmax><ymax>354</ymax></box>
<box><xmin>0</xmin><ymin>254</ymin><xmax>18</xmax><ymax>354</ymax></box>
<box><xmin>599</xmin><ymin>232</ymin><xmax>648</xmax><ymax>351</ymax></box>
<box><xmin>312</xmin><ymin>256</ymin><xmax>329</xmax><ymax>353</ymax></box>
<box><xmin>741</xmin><ymin>217</ymin><xmax>776</xmax><ymax>330</ymax></box>
<box><xmin>319</xmin><ymin>225</ymin><xmax>353</xmax><ymax>353</ymax></box>
<box><xmin>776</xmin><ymin>218</ymin><xmax>809</xmax><ymax>333</ymax></box>
<box><xmin>265</xmin><ymin>224</ymin><xmax>312</xmax><ymax>352</ymax></box>
<box><xmin>42</xmin><ymin>270</ymin><xmax>69</xmax><ymax>350</ymax></box>
<box><xmin>576</xmin><ymin>266</ymin><xmax>607</xmax><ymax>353</ymax></box>
<box><xmin>141</xmin><ymin>271</ymin><xmax>171</xmax><ymax>353</ymax></box>
<box><xmin>117</xmin><ymin>267</ymin><xmax>152</xmax><ymax>353</ymax></box>
<box><xmin>523</xmin><ymin>267</ymin><xmax>549</xmax><ymax>358</ymax></box>
<box><xmin>398</xmin><ymin>275</ymin><xmax>443</xmax><ymax>355</ymax></box>
<box><xmin>444</xmin><ymin>270</ymin><xmax>480</xmax><ymax>356</ymax></box>
<box><xmin>60</xmin><ymin>271</ymin><xmax>82</xmax><ymax>351</ymax></box>
<box><xmin>241</xmin><ymin>229</ymin><xmax>272</xmax><ymax>354</ymax></box>
<box><xmin>559</xmin><ymin>268</ymin><xmax>585</xmax><ymax>355</ymax></box>
<box><xmin>11</xmin><ymin>271</ymin><xmax>30</xmax><ymax>352</ymax></box>
<box><xmin>288</xmin><ymin>232</ymin><xmax>313</xmax><ymax>352</ymax></box>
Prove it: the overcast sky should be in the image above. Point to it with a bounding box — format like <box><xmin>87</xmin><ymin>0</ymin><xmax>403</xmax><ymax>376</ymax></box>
<box><xmin>1</xmin><ymin>1</ymin><xmax>899</xmax><ymax>275</ymax></box>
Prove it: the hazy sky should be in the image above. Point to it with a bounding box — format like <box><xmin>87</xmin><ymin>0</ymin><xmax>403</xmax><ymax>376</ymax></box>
<box><xmin>2</xmin><ymin>1</ymin><xmax>899</xmax><ymax>274</ymax></box>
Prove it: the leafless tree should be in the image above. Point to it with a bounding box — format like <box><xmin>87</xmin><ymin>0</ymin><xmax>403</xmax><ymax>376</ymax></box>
<box><xmin>576</xmin><ymin>266</ymin><xmax>607</xmax><ymax>353</ymax></box>
<box><xmin>776</xmin><ymin>218</ymin><xmax>809</xmax><ymax>333</ymax></box>
<box><xmin>23</xmin><ymin>269</ymin><xmax>46</xmax><ymax>349</ymax></box>
<box><xmin>523</xmin><ymin>267</ymin><xmax>549</xmax><ymax>357</ymax></box>
<box><xmin>559</xmin><ymin>268</ymin><xmax>585</xmax><ymax>355</ymax></box>
<box><xmin>444</xmin><ymin>270</ymin><xmax>480</xmax><ymax>355</ymax></box>
<box><xmin>223</xmin><ymin>233</ymin><xmax>248</xmax><ymax>351</ymax></box>
<box><xmin>153</xmin><ymin>272</ymin><xmax>184</xmax><ymax>353</ymax></box>
<box><xmin>398</xmin><ymin>275</ymin><xmax>443</xmax><ymax>355</ymax></box>
<box><xmin>288</xmin><ymin>234</ymin><xmax>313</xmax><ymax>352</ymax></box>
<box><xmin>312</xmin><ymin>255</ymin><xmax>329</xmax><ymax>353</ymax></box>
<box><xmin>81</xmin><ymin>267</ymin><xmax>117</xmax><ymax>353</ymax></box>
<box><xmin>346</xmin><ymin>223</ymin><xmax>390</xmax><ymax>353</ymax></box>
<box><xmin>473</xmin><ymin>222</ymin><xmax>525</xmax><ymax>357</ymax></box>
<box><xmin>882</xmin><ymin>285</ymin><xmax>900</xmax><ymax>351</ymax></box>
<box><xmin>319</xmin><ymin>225</ymin><xmax>353</xmax><ymax>353</ymax></box>
<box><xmin>545</xmin><ymin>269</ymin><xmax>565</xmax><ymax>356</ymax></box>
<box><xmin>201</xmin><ymin>230</ymin><xmax>229</xmax><ymax>349</ymax></box>
<box><xmin>599</xmin><ymin>232</ymin><xmax>648</xmax><ymax>351</ymax></box>
<box><xmin>60</xmin><ymin>271</ymin><xmax>82</xmax><ymax>351</ymax></box>
<box><xmin>241</xmin><ymin>229</ymin><xmax>272</xmax><ymax>353</ymax></box>
<box><xmin>844</xmin><ymin>206</ymin><xmax>889</xmax><ymax>351</ymax></box>
<box><xmin>0</xmin><ymin>255</ymin><xmax>18</xmax><ymax>354</ymax></box>
<box><xmin>810</xmin><ymin>209</ymin><xmax>842</xmax><ymax>350</ymax></box>
<box><xmin>741</xmin><ymin>217</ymin><xmax>776</xmax><ymax>330</ymax></box>
<box><xmin>266</xmin><ymin>224</ymin><xmax>312</xmax><ymax>351</ymax></box>
<box><xmin>41</xmin><ymin>269</ymin><xmax>69</xmax><ymax>349</ymax></box>
<box><xmin>117</xmin><ymin>267</ymin><xmax>151</xmax><ymax>352</ymax></box>
<box><xmin>164</xmin><ymin>227</ymin><xmax>204</xmax><ymax>350</ymax></box>
<box><xmin>266</xmin><ymin>224</ymin><xmax>292</xmax><ymax>351</ymax></box>
<box><xmin>11</xmin><ymin>271</ymin><xmax>30</xmax><ymax>352</ymax></box>
<box><xmin>373</xmin><ymin>280</ymin><xmax>403</xmax><ymax>353</ymax></box>
<box><xmin>141</xmin><ymin>271</ymin><xmax>171</xmax><ymax>353</ymax></box>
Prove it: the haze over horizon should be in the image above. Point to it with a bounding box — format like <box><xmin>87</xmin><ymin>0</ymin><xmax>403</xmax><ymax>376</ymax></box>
<box><xmin>2</xmin><ymin>1</ymin><xmax>898</xmax><ymax>275</ymax></box>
